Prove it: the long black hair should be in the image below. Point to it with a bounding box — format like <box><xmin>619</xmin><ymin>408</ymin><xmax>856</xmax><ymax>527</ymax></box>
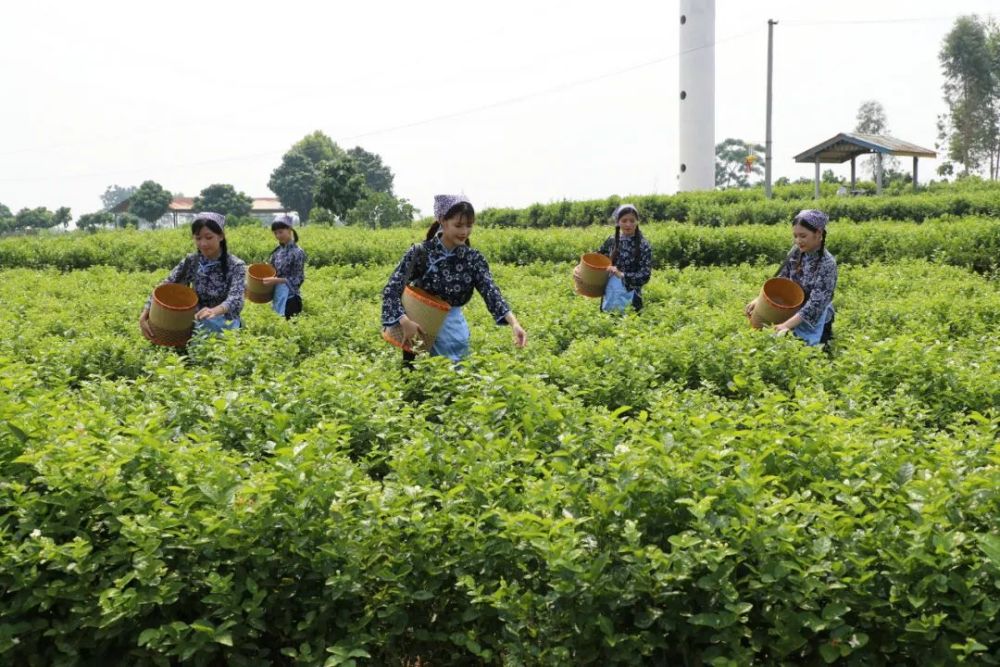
<box><xmin>270</xmin><ymin>221</ymin><xmax>299</xmax><ymax>260</ymax></box>
<box><xmin>191</xmin><ymin>218</ymin><xmax>229</xmax><ymax>281</ymax></box>
<box><xmin>426</xmin><ymin>201</ymin><xmax>474</xmax><ymax>246</ymax></box>
<box><xmin>611</xmin><ymin>210</ymin><xmax>643</xmax><ymax>266</ymax></box>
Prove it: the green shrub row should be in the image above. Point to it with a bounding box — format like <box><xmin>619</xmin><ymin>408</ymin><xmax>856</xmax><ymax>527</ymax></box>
<box><xmin>475</xmin><ymin>188</ymin><xmax>1000</xmax><ymax>227</ymax></box>
<box><xmin>1</xmin><ymin>218</ymin><xmax>998</xmax><ymax>273</ymax></box>
<box><xmin>2</xmin><ymin>260</ymin><xmax>999</xmax><ymax>664</ymax></box>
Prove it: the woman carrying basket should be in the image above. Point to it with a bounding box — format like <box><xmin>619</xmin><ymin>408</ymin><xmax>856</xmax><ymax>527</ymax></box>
<box><xmin>139</xmin><ymin>212</ymin><xmax>246</xmax><ymax>340</ymax></box>
<box><xmin>380</xmin><ymin>194</ymin><xmax>527</xmax><ymax>363</ymax></box>
<box><xmin>574</xmin><ymin>203</ymin><xmax>653</xmax><ymax>312</ymax></box>
<box><xmin>262</xmin><ymin>214</ymin><xmax>306</xmax><ymax>319</ymax></box>
<box><xmin>745</xmin><ymin>209</ymin><xmax>837</xmax><ymax>347</ymax></box>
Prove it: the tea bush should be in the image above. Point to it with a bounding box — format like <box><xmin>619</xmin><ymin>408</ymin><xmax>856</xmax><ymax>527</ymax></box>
<box><xmin>1</xmin><ymin>253</ymin><xmax>998</xmax><ymax>664</ymax></box>
<box><xmin>1</xmin><ymin>218</ymin><xmax>998</xmax><ymax>273</ymax></box>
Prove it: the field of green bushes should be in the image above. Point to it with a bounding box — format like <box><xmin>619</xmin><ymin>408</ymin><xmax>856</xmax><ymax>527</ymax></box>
<box><xmin>1</xmin><ymin>212</ymin><xmax>999</xmax><ymax>664</ymax></box>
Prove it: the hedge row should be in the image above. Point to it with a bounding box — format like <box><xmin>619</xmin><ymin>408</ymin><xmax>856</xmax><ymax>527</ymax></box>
<box><xmin>2</xmin><ymin>218</ymin><xmax>998</xmax><ymax>273</ymax></box>
<box><xmin>477</xmin><ymin>191</ymin><xmax>1000</xmax><ymax>227</ymax></box>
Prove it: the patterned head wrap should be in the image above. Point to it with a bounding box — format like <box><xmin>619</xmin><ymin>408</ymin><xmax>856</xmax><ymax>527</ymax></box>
<box><xmin>611</xmin><ymin>203</ymin><xmax>640</xmax><ymax>224</ymax></box>
<box><xmin>793</xmin><ymin>209</ymin><xmax>829</xmax><ymax>231</ymax></box>
<box><xmin>433</xmin><ymin>194</ymin><xmax>472</xmax><ymax>221</ymax></box>
<box><xmin>193</xmin><ymin>212</ymin><xmax>226</xmax><ymax>230</ymax></box>
<box><xmin>272</xmin><ymin>214</ymin><xmax>295</xmax><ymax>227</ymax></box>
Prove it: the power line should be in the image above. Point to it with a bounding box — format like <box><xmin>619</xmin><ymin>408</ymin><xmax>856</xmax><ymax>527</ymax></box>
<box><xmin>0</xmin><ymin>27</ymin><xmax>763</xmax><ymax>182</ymax></box>
<box><xmin>784</xmin><ymin>15</ymin><xmax>960</xmax><ymax>27</ymax></box>
<box><xmin>343</xmin><ymin>27</ymin><xmax>762</xmax><ymax>142</ymax></box>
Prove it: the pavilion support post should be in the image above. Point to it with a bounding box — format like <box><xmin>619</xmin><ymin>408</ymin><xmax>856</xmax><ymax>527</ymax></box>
<box><xmin>850</xmin><ymin>156</ymin><xmax>856</xmax><ymax>190</ymax></box>
<box><xmin>876</xmin><ymin>152</ymin><xmax>884</xmax><ymax>194</ymax></box>
<box><xmin>913</xmin><ymin>156</ymin><xmax>918</xmax><ymax>191</ymax></box>
<box><xmin>814</xmin><ymin>157</ymin><xmax>820</xmax><ymax>199</ymax></box>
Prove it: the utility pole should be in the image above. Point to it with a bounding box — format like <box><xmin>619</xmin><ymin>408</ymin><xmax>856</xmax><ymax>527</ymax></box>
<box><xmin>765</xmin><ymin>18</ymin><xmax>777</xmax><ymax>199</ymax></box>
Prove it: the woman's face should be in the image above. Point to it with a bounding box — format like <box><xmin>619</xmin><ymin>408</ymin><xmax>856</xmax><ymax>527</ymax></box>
<box><xmin>792</xmin><ymin>223</ymin><xmax>823</xmax><ymax>253</ymax></box>
<box><xmin>440</xmin><ymin>213</ymin><xmax>474</xmax><ymax>247</ymax></box>
<box><xmin>194</xmin><ymin>227</ymin><xmax>223</xmax><ymax>257</ymax></box>
<box><xmin>617</xmin><ymin>212</ymin><xmax>638</xmax><ymax>236</ymax></box>
<box><xmin>273</xmin><ymin>226</ymin><xmax>293</xmax><ymax>244</ymax></box>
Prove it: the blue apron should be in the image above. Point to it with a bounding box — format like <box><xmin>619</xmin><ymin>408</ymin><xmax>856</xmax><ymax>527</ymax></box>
<box><xmin>793</xmin><ymin>303</ymin><xmax>832</xmax><ymax>347</ymax></box>
<box><xmin>416</xmin><ymin>247</ymin><xmax>471</xmax><ymax>361</ymax></box>
<box><xmin>195</xmin><ymin>315</ymin><xmax>241</xmax><ymax>335</ymax></box>
<box><xmin>602</xmin><ymin>275</ymin><xmax>635</xmax><ymax>313</ymax></box>
<box><xmin>271</xmin><ymin>283</ymin><xmax>290</xmax><ymax>316</ymax></box>
<box><xmin>430</xmin><ymin>306</ymin><xmax>470</xmax><ymax>362</ymax></box>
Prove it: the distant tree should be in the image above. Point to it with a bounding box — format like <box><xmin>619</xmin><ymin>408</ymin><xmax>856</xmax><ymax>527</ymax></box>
<box><xmin>307</xmin><ymin>207</ymin><xmax>338</xmax><ymax>225</ymax></box>
<box><xmin>53</xmin><ymin>207</ymin><xmax>72</xmax><ymax>229</ymax></box>
<box><xmin>938</xmin><ymin>16</ymin><xmax>998</xmax><ymax>177</ymax></box>
<box><xmin>347</xmin><ymin>146</ymin><xmax>395</xmax><ymax>195</ymax></box>
<box><xmin>314</xmin><ymin>156</ymin><xmax>366</xmax><ymax>219</ymax></box>
<box><xmin>117</xmin><ymin>212</ymin><xmax>141</xmax><ymax>229</ymax></box>
<box><xmin>14</xmin><ymin>207</ymin><xmax>57</xmax><ymax>230</ymax></box>
<box><xmin>291</xmin><ymin>130</ymin><xmax>345</xmax><ymax>165</ymax></box>
<box><xmin>101</xmin><ymin>184</ymin><xmax>136</xmax><ymax>211</ymax></box>
<box><xmin>715</xmin><ymin>138</ymin><xmax>764</xmax><ymax>188</ymax></box>
<box><xmin>0</xmin><ymin>204</ymin><xmax>15</xmax><ymax>234</ymax></box>
<box><xmin>193</xmin><ymin>184</ymin><xmax>253</xmax><ymax>218</ymax></box>
<box><xmin>855</xmin><ymin>100</ymin><xmax>900</xmax><ymax>179</ymax></box>
<box><xmin>129</xmin><ymin>180</ymin><xmax>172</xmax><ymax>225</ymax></box>
<box><xmin>268</xmin><ymin>150</ymin><xmax>319</xmax><ymax>221</ymax></box>
<box><xmin>821</xmin><ymin>169</ymin><xmax>842</xmax><ymax>185</ymax></box>
<box><xmin>345</xmin><ymin>190</ymin><xmax>416</xmax><ymax>228</ymax></box>
<box><xmin>77</xmin><ymin>211</ymin><xmax>115</xmax><ymax>232</ymax></box>
<box><xmin>269</xmin><ymin>131</ymin><xmax>348</xmax><ymax>222</ymax></box>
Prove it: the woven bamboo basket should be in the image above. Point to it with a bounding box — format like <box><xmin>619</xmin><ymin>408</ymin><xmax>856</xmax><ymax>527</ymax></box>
<box><xmin>148</xmin><ymin>283</ymin><xmax>198</xmax><ymax>347</ymax></box>
<box><xmin>574</xmin><ymin>252</ymin><xmax>612</xmax><ymax>298</ymax></box>
<box><xmin>382</xmin><ymin>286</ymin><xmax>451</xmax><ymax>354</ymax></box>
<box><xmin>749</xmin><ymin>277</ymin><xmax>805</xmax><ymax>329</ymax></box>
<box><xmin>246</xmin><ymin>263</ymin><xmax>277</xmax><ymax>304</ymax></box>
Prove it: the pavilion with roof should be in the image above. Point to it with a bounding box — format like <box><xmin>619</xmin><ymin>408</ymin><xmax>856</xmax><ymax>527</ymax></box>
<box><xmin>794</xmin><ymin>132</ymin><xmax>936</xmax><ymax>197</ymax></box>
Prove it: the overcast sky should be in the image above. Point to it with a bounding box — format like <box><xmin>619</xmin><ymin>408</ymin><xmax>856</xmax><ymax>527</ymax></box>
<box><xmin>1</xmin><ymin>0</ymin><xmax>997</xmax><ymax>219</ymax></box>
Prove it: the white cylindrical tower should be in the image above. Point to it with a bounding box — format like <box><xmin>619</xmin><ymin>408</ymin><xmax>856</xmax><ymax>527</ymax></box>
<box><xmin>679</xmin><ymin>0</ymin><xmax>715</xmax><ymax>191</ymax></box>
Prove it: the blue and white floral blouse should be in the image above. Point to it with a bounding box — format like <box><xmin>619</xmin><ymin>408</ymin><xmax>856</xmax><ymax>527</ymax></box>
<box><xmin>270</xmin><ymin>242</ymin><xmax>306</xmax><ymax>298</ymax></box>
<box><xmin>777</xmin><ymin>246</ymin><xmax>838</xmax><ymax>327</ymax></box>
<box><xmin>381</xmin><ymin>236</ymin><xmax>511</xmax><ymax>327</ymax></box>
<box><xmin>597</xmin><ymin>234</ymin><xmax>653</xmax><ymax>295</ymax></box>
<box><xmin>146</xmin><ymin>252</ymin><xmax>247</xmax><ymax>319</ymax></box>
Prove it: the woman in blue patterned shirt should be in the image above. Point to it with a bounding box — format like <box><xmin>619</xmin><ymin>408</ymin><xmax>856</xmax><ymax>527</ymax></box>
<box><xmin>139</xmin><ymin>212</ymin><xmax>247</xmax><ymax>340</ymax></box>
<box><xmin>262</xmin><ymin>214</ymin><xmax>306</xmax><ymax>319</ymax></box>
<box><xmin>745</xmin><ymin>209</ymin><xmax>837</xmax><ymax>347</ymax></box>
<box><xmin>381</xmin><ymin>194</ymin><xmax>527</xmax><ymax>363</ymax></box>
<box><xmin>576</xmin><ymin>203</ymin><xmax>653</xmax><ymax>312</ymax></box>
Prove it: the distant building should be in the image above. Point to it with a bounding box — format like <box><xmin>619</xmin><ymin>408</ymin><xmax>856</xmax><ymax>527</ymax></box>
<box><xmin>112</xmin><ymin>196</ymin><xmax>295</xmax><ymax>228</ymax></box>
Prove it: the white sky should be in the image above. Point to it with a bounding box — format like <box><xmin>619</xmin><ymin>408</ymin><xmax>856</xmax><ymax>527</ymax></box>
<box><xmin>1</xmin><ymin>0</ymin><xmax>997</xmax><ymax>219</ymax></box>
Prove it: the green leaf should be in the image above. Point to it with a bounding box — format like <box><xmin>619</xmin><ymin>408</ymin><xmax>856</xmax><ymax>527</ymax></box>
<box><xmin>976</xmin><ymin>533</ymin><xmax>1000</xmax><ymax>567</ymax></box>
<box><xmin>6</xmin><ymin>421</ymin><xmax>29</xmax><ymax>443</ymax></box>
<box><xmin>668</xmin><ymin>533</ymin><xmax>703</xmax><ymax>549</ymax></box>
<box><xmin>822</xmin><ymin>602</ymin><xmax>850</xmax><ymax>621</ymax></box>
<box><xmin>137</xmin><ymin>628</ymin><xmax>158</xmax><ymax>646</ymax></box>
<box><xmin>819</xmin><ymin>643</ymin><xmax>840</xmax><ymax>663</ymax></box>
